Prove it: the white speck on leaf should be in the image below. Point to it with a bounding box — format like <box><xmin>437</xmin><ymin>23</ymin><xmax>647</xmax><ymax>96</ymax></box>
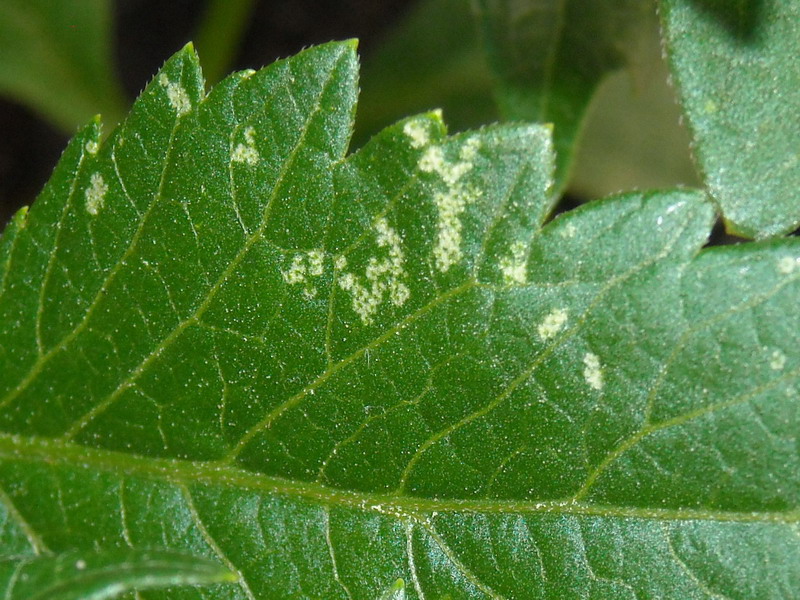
<box><xmin>420</xmin><ymin>137</ymin><xmax>482</xmax><ymax>273</ymax></box>
<box><xmin>85</xmin><ymin>173</ymin><xmax>108</xmax><ymax>215</ymax></box>
<box><xmin>537</xmin><ymin>308</ymin><xmax>568</xmax><ymax>340</ymax></box>
<box><xmin>75</xmin><ymin>559</ymin><xmax>86</xmax><ymax>570</ymax></box>
<box><xmin>335</xmin><ymin>256</ymin><xmax>347</xmax><ymax>271</ymax></box>
<box><xmin>339</xmin><ymin>218</ymin><xmax>410</xmax><ymax>325</ymax></box>
<box><xmin>282</xmin><ymin>255</ymin><xmax>306</xmax><ymax>285</ymax></box>
<box><xmin>403</xmin><ymin>119</ymin><xmax>430</xmax><ymax>149</ymax></box>
<box><xmin>85</xmin><ymin>140</ymin><xmax>99</xmax><ymax>155</ymax></box>
<box><xmin>159</xmin><ymin>73</ymin><xmax>191</xmax><ymax>116</ymax></box>
<box><xmin>770</xmin><ymin>349</ymin><xmax>787</xmax><ymax>371</ymax></box>
<box><xmin>777</xmin><ymin>256</ymin><xmax>798</xmax><ymax>274</ymax></box>
<box><xmin>560</xmin><ymin>222</ymin><xmax>577</xmax><ymax>239</ymax></box>
<box><xmin>499</xmin><ymin>240</ymin><xmax>528</xmax><ymax>284</ymax></box>
<box><xmin>232</xmin><ymin>126</ymin><xmax>260</xmax><ymax>165</ymax></box>
<box><xmin>583</xmin><ymin>352</ymin><xmax>604</xmax><ymax>390</ymax></box>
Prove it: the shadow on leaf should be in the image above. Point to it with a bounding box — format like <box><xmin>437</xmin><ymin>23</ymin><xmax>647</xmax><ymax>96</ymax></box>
<box><xmin>688</xmin><ymin>0</ymin><xmax>765</xmax><ymax>41</ymax></box>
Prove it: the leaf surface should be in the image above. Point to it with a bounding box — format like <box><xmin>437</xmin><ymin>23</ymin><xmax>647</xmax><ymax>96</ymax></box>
<box><xmin>0</xmin><ymin>0</ymin><xmax>126</xmax><ymax>131</ymax></box>
<box><xmin>0</xmin><ymin>41</ymin><xmax>799</xmax><ymax>599</ymax></box>
<box><xmin>0</xmin><ymin>549</ymin><xmax>234</xmax><ymax>600</ymax></box>
<box><xmin>659</xmin><ymin>0</ymin><xmax>800</xmax><ymax>238</ymax></box>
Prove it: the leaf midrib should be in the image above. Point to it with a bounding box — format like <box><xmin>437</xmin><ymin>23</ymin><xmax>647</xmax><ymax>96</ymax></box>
<box><xmin>0</xmin><ymin>431</ymin><xmax>794</xmax><ymax>525</ymax></box>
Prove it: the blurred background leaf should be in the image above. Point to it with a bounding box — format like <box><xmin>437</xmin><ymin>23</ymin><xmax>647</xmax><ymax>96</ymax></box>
<box><xmin>569</xmin><ymin>19</ymin><xmax>699</xmax><ymax>200</ymax></box>
<box><xmin>474</xmin><ymin>0</ymin><xmax>657</xmax><ymax>193</ymax></box>
<box><xmin>0</xmin><ymin>0</ymin><xmax>126</xmax><ymax>132</ymax></box>
<box><xmin>659</xmin><ymin>0</ymin><xmax>800</xmax><ymax>238</ymax></box>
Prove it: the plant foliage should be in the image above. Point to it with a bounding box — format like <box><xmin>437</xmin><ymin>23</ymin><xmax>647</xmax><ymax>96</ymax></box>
<box><xmin>0</xmin><ymin>0</ymin><xmax>125</xmax><ymax>131</ymax></box>
<box><xmin>659</xmin><ymin>0</ymin><xmax>800</xmax><ymax>238</ymax></box>
<box><xmin>1</xmin><ymin>39</ymin><xmax>799</xmax><ymax>598</ymax></box>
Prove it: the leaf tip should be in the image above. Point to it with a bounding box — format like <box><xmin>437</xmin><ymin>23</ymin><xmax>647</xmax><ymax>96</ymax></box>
<box><xmin>216</xmin><ymin>569</ymin><xmax>240</xmax><ymax>584</ymax></box>
<box><xmin>379</xmin><ymin>578</ymin><xmax>406</xmax><ymax>599</ymax></box>
<box><xmin>2</xmin><ymin>205</ymin><xmax>28</xmax><ymax>236</ymax></box>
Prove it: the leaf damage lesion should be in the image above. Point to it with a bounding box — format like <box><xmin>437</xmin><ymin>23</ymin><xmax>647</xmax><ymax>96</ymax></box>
<box><xmin>337</xmin><ymin>217</ymin><xmax>411</xmax><ymax>325</ymax></box>
<box><xmin>158</xmin><ymin>73</ymin><xmax>192</xmax><ymax>116</ymax></box>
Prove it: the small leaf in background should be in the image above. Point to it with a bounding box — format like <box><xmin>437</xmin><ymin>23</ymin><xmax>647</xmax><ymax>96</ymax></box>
<box><xmin>0</xmin><ymin>0</ymin><xmax>127</xmax><ymax>133</ymax></box>
<box><xmin>0</xmin><ymin>40</ymin><xmax>799</xmax><ymax>598</ymax></box>
<box><xmin>569</xmin><ymin>23</ymin><xmax>699</xmax><ymax>199</ymax></box>
<box><xmin>475</xmin><ymin>0</ymin><xmax>657</xmax><ymax>193</ymax></box>
<box><xmin>659</xmin><ymin>0</ymin><xmax>800</xmax><ymax>238</ymax></box>
<box><xmin>0</xmin><ymin>550</ymin><xmax>234</xmax><ymax>600</ymax></box>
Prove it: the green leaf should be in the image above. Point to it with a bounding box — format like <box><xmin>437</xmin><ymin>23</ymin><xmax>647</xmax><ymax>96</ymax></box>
<box><xmin>659</xmin><ymin>0</ymin><xmax>800</xmax><ymax>238</ymax></box>
<box><xmin>1</xmin><ymin>41</ymin><xmax>799</xmax><ymax>598</ymax></box>
<box><xmin>0</xmin><ymin>549</ymin><xmax>235</xmax><ymax>600</ymax></box>
<box><xmin>475</xmin><ymin>0</ymin><xmax>657</xmax><ymax>192</ymax></box>
<box><xmin>0</xmin><ymin>0</ymin><xmax>127</xmax><ymax>131</ymax></box>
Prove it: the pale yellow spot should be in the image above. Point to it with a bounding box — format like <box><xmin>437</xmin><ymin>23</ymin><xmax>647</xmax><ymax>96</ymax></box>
<box><xmin>419</xmin><ymin>137</ymin><xmax>482</xmax><ymax>273</ymax></box>
<box><xmin>499</xmin><ymin>240</ymin><xmax>527</xmax><ymax>284</ymax></box>
<box><xmin>334</xmin><ymin>256</ymin><xmax>347</xmax><ymax>271</ymax></box>
<box><xmin>339</xmin><ymin>218</ymin><xmax>410</xmax><ymax>324</ymax></box>
<box><xmin>458</xmin><ymin>137</ymin><xmax>481</xmax><ymax>162</ymax></box>
<box><xmin>282</xmin><ymin>249</ymin><xmax>327</xmax><ymax>299</ymax></box>
<box><xmin>432</xmin><ymin>184</ymin><xmax>479</xmax><ymax>273</ymax></box>
<box><xmin>159</xmin><ymin>74</ymin><xmax>191</xmax><ymax>116</ymax></box>
<box><xmin>560</xmin><ymin>222</ymin><xmax>577</xmax><ymax>239</ymax></box>
<box><xmin>583</xmin><ymin>352</ymin><xmax>604</xmax><ymax>390</ymax></box>
<box><xmin>85</xmin><ymin>173</ymin><xmax>108</xmax><ymax>215</ymax></box>
<box><xmin>282</xmin><ymin>255</ymin><xmax>306</xmax><ymax>285</ymax></box>
<box><xmin>777</xmin><ymin>256</ymin><xmax>798</xmax><ymax>274</ymax></box>
<box><xmin>389</xmin><ymin>280</ymin><xmax>410</xmax><ymax>306</ymax></box>
<box><xmin>232</xmin><ymin>126</ymin><xmax>259</xmax><ymax>165</ymax></box>
<box><xmin>85</xmin><ymin>140</ymin><xmax>99</xmax><ymax>155</ymax></box>
<box><xmin>419</xmin><ymin>146</ymin><xmax>445</xmax><ymax>175</ymax></box>
<box><xmin>770</xmin><ymin>349</ymin><xmax>787</xmax><ymax>371</ymax></box>
<box><xmin>403</xmin><ymin>119</ymin><xmax>430</xmax><ymax>149</ymax></box>
<box><xmin>307</xmin><ymin>249</ymin><xmax>324</xmax><ymax>276</ymax></box>
<box><xmin>537</xmin><ymin>308</ymin><xmax>568</xmax><ymax>340</ymax></box>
